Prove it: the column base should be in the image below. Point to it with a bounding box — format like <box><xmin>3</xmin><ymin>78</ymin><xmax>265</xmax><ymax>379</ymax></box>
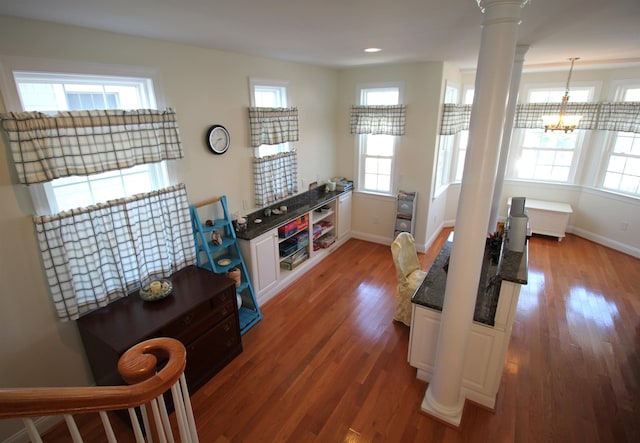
<box><xmin>421</xmin><ymin>387</ymin><xmax>464</xmax><ymax>428</ymax></box>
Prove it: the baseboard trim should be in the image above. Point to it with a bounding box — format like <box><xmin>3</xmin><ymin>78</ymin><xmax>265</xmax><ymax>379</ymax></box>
<box><xmin>351</xmin><ymin>230</ymin><xmax>392</xmax><ymax>246</ymax></box>
<box><xmin>569</xmin><ymin>226</ymin><xmax>640</xmax><ymax>258</ymax></box>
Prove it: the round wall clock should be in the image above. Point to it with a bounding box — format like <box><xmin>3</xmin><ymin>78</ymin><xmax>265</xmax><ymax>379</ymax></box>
<box><xmin>206</xmin><ymin>124</ymin><xmax>230</xmax><ymax>155</ymax></box>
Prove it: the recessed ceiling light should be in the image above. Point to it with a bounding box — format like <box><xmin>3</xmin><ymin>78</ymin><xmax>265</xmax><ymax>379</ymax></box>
<box><xmin>364</xmin><ymin>48</ymin><xmax>382</xmax><ymax>53</ymax></box>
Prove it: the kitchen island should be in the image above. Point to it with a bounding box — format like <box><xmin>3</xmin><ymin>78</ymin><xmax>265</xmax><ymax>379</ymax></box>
<box><xmin>408</xmin><ymin>232</ymin><xmax>527</xmax><ymax>410</ymax></box>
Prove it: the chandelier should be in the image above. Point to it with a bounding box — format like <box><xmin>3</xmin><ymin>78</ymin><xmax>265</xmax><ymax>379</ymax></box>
<box><xmin>542</xmin><ymin>57</ymin><xmax>582</xmax><ymax>133</ymax></box>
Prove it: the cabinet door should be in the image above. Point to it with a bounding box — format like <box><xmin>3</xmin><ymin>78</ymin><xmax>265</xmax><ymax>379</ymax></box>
<box><xmin>252</xmin><ymin>229</ymin><xmax>280</xmax><ymax>294</ymax></box>
<box><xmin>408</xmin><ymin>305</ymin><xmax>440</xmax><ymax>378</ymax></box>
<box><xmin>337</xmin><ymin>192</ymin><xmax>352</xmax><ymax>240</ymax></box>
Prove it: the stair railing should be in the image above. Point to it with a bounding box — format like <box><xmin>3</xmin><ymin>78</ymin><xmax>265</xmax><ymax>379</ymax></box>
<box><xmin>0</xmin><ymin>337</ymin><xmax>199</xmax><ymax>443</ymax></box>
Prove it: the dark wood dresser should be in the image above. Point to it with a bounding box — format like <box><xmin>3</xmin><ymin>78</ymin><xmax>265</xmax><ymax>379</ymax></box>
<box><xmin>76</xmin><ymin>265</ymin><xmax>242</xmax><ymax>392</ymax></box>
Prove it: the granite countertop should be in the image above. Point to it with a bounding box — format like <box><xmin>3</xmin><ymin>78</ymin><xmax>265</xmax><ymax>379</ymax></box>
<box><xmin>411</xmin><ymin>232</ymin><xmax>528</xmax><ymax>327</ymax></box>
<box><xmin>235</xmin><ymin>187</ymin><xmax>350</xmax><ymax>241</ymax></box>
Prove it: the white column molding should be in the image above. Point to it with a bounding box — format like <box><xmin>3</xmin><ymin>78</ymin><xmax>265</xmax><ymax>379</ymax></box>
<box><xmin>488</xmin><ymin>44</ymin><xmax>529</xmax><ymax>232</ymax></box>
<box><xmin>421</xmin><ymin>0</ymin><xmax>529</xmax><ymax>427</ymax></box>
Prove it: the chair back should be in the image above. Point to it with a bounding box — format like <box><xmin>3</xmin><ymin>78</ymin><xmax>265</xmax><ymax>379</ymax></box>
<box><xmin>391</xmin><ymin>232</ymin><xmax>420</xmax><ymax>283</ymax></box>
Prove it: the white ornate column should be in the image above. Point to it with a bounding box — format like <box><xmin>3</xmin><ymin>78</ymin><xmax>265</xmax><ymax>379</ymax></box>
<box><xmin>421</xmin><ymin>0</ymin><xmax>529</xmax><ymax>427</ymax></box>
<box><xmin>488</xmin><ymin>44</ymin><xmax>529</xmax><ymax>232</ymax></box>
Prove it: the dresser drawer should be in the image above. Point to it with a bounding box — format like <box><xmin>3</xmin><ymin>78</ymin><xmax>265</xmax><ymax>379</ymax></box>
<box><xmin>184</xmin><ymin>314</ymin><xmax>241</xmax><ymax>388</ymax></box>
<box><xmin>163</xmin><ymin>294</ymin><xmax>235</xmax><ymax>344</ymax></box>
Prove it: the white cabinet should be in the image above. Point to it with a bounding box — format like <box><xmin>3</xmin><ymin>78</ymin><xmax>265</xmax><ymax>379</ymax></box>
<box><xmin>407</xmin><ymin>306</ymin><xmax>440</xmax><ymax>377</ymax></box>
<box><xmin>507</xmin><ymin>197</ymin><xmax>572</xmax><ymax>241</ymax></box>
<box><xmin>239</xmin><ymin>191</ymin><xmax>352</xmax><ymax>305</ymax></box>
<box><xmin>239</xmin><ymin>228</ymin><xmax>279</xmax><ymax>296</ymax></box>
<box><xmin>337</xmin><ymin>191</ymin><xmax>352</xmax><ymax>241</ymax></box>
<box><xmin>408</xmin><ymin>280</ymin><xmax>522</xmax><ymax>410</ymax></box>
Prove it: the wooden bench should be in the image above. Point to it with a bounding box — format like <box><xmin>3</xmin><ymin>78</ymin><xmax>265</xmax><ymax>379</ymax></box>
<box><xmin>508</xmin><ymin>198</ymin><xmax>573</xmax><ymax>241</ymax></box>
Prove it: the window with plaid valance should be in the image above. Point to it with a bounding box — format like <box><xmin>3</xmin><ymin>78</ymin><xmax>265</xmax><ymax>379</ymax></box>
<box><xmin>0</xmin><ymin>105</ymin><xmax>193</xmax><ymax>320</ymax></box>
<box><xmin>440</xmin><ymin>102</ymin><xmax>640</xmax><ymax>135</ymax></box>
<box><xmin>248</xmin><ymin>107</ymin><xmax>299</xmax><ymax>147</ymax></box>
<box><xmin>350</xmin><ymin>105</ymin><xmax>406</xmax><ymax>135</ymax></box>
<box><xmin>0</xmin><ymin>108</ymin><xmax>184</xmax><ymax>185</ymax></box>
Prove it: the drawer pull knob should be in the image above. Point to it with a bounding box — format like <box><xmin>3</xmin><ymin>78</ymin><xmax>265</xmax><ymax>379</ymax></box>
<box><xmin>223</xmin><ymin>324</ymin><xmax>231</xmax><ymax>332</ymax></box>
<box><xmin>182</xmin><ymin>314</ymin><xmax>194</xmax><ymax>326</ymax></box>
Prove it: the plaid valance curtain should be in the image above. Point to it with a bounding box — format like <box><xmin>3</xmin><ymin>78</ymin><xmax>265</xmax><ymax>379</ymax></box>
<box><xmin>440</xmin><ymin>102</ymin><xmax>640</xmax><ymax>135</ymax></box>
<box><xmin>248</xmin><ymin>107</ymin><xmax>299</xmax><ymax>148</ymax></box>
<box><xmin>34</xmin><ymin>183</ymin><xmax>195</xmax><ymax>321</ymax></box>
<box><xmin>514</xmin><ymin>103</ymin><xmax>601</xmax><ymax>130</ymax></box>
<box><xmin>0</xmin><ymin>108</ymin><xmax>184</xmax><ymax>185</ymax></box>
<box><xmin>440</xmin><ymin>104</ymin><xmax>472</xmax><ymax>136</ymax></box>
<box><xmin>597</xmin><ymin>102</ymin><xmax>640</xmax><ymax>132</ymax></box>
<box><xmin>350</xmin><ymin>105</ymin><xmax>406</xmax><ymax>135</ymax></box>
<box><xmin>253</xmin><ymin>151</ymin><xmax>298</xmax><ymax>207</ymax></box>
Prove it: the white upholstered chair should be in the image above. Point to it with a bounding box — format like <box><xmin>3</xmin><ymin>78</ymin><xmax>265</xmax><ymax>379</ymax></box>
<box><xmin>390</xmin><ymin>232</ymin><xmax>427</xmax><ymax>326</ymax></box>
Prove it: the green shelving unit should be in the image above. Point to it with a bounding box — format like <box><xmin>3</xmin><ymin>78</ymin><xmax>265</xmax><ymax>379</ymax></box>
<box><xmin>190</xmin><ymin>196</ymin><xmax>262</xmax><ymax>335</ymax></box>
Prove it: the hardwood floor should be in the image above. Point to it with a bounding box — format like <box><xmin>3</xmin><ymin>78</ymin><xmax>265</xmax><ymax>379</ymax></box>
<box><xmin>43</xmin><ymin>230</ymin><xmax>640</xmax><ymax>442</ymax></box>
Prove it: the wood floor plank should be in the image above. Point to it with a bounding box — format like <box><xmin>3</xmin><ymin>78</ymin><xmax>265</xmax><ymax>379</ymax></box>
<box><xmin>39</xmin><ymin>230</ymin><xmax>640</xmax><ymax>442</ymax></box>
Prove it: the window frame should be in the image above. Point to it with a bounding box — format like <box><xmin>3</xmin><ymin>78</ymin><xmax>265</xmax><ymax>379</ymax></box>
<box><xmin>249</xmin><ymin>77</ymin><xmax>292</xmax><ymax>158</ymax></box>
<box><xmin>507</xmin><ymin>82</ymin><xmax>597</xmax><ymax>184</ymax></box>
<box><xmin>598</xmin><ymin>80</ymin><xmax>640</xmax><ymax>197</ymax></box>
<box><xmin>355</xmin><ymin>82</ymin><xmax>403</xmax><ymax>197</ymax></box>
<box><xmin>434</xmin><ymin>83</ymin><xmax>459</xmax><ymax>197</ymax></box>
<box><xmin>452</xmin><ymin>85</ymin><xmax>475</xmax><ymax>184</ymax></box>
<box><xmin>0</xmin><ymin>56</ymin><xmax>170</xmax><ymax>215</ymax></box>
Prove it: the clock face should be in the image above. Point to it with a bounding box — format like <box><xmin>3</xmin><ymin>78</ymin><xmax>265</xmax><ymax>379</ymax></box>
<box><xmin>206</xmin><ymin>125</ymin><xmax>230</xmax><ymax>155</ymax></box>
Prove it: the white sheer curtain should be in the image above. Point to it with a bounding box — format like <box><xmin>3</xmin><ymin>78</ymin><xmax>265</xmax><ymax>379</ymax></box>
<box><xmin>253</xmin><ymin>151</ymin><xmax>298</xmax><ymax>207</ymax></box>
<box><xmin>34</xmin><ymin>184</ymin><xmax>195</xmax><ymax>321</ymax></box>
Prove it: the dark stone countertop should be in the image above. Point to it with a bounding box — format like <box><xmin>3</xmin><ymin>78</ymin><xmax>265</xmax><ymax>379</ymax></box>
<box><xmin>235</xmin><ymin>187</ymin><xmax>351</xmax><ymax>241</ymax></box>
<box><xmin>411</xmin><ymin>232</ymin><xmax>528</xmax><ymax>326</ymax></box>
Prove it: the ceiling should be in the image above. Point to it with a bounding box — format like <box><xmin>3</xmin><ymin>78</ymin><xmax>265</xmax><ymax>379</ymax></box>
<box><xmin>0</xmin><ymin>0</ymin><xmax>639</xmax><ymax>71</ymax></box>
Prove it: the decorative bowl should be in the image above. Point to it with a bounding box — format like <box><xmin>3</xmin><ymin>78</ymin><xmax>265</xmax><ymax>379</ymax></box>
<box><xmin>139</xmin><ymin>279</ymin><xmax>173</xmax><ymax>302</ymax></box>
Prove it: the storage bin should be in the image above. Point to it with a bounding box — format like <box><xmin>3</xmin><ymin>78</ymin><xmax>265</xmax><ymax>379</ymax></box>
<box><xmin>395</xmin><ymin>219</ymin><xmax>411</xmax><ymax>231</ymax></box>
<box><xmin>278</xmin><ymin>220</ymin><xmax>298</xmax><ymax>238</ymax></box>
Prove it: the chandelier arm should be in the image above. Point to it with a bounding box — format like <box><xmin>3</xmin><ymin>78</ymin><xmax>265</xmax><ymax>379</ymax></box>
<box><xmin>543</xmin><ymin>57</ymin><xmax>581</xmax><ymax>133</ymax></box>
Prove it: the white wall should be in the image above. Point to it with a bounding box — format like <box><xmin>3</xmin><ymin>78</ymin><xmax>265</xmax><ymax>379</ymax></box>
<box><xmin>0</xmin><ymin>14</ymin><xmax>337</xmax><ymax>441</ymax></box>
<box><xmin>335</xmin><ymin>62</ymin><xmax>445</xmax><ymax>250</ymax></box>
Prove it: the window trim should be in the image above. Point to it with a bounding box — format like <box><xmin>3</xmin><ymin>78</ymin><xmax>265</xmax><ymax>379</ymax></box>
<box><xmin>248</xmin><ymin>77</ymin><xmax>292</xmax><ymax>158</ymax></box>
<box><xmin>354</xmin><ymin>81</ymin><xmax>404</xmax><ymax>197</ymax></box>
<box><xmin>0</xmin><ymin>55</ymin><xmax>165</xmax><ymax>110</ymax></box>
<box><xmin>433</xmin><ymin>82</ymin><xmax>460</xmax><ymax>198</ymax></box>
<box><xmin>596</xmin><ymin>81</ymin><xmax>640</xmax><ymax>197</ymax></box>
<box><xmin>0</xmin><ymin>56</ymin><xmax>170</xmax><ymax>215</ymax></box>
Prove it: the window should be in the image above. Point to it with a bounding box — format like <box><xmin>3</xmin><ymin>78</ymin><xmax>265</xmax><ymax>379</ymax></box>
<box><xmin>509</xmin><ymin>86</ymin><xmax>594</xmax><ymax>183</ymax></box>
<box><xmin>453</xmin><ymin>87</ymin><xmax>474</xmax><ymax>182</ymax></box>
<box><xmin>11</xmin><ymin>71</ymin><xmax>167</xmax><ymax>214</ymax></box>
<box><xmin>434</xmin><ymin>85</ymin><xmax>458</xmax><ymax>195</ymax></box>
<box><xmin>601</xmin><ymin>85</ymin><xmax>640</xmax><ymax>196</ymax></box>
<box><xmin>357</xmin><ymin>85</ymin><xmax>401</xmax><ymax>195</ymax></box>
<box><xmin>250</xmin><ymin>79</ymin><xmax>291</xmax><ymax>158</ymax></box>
